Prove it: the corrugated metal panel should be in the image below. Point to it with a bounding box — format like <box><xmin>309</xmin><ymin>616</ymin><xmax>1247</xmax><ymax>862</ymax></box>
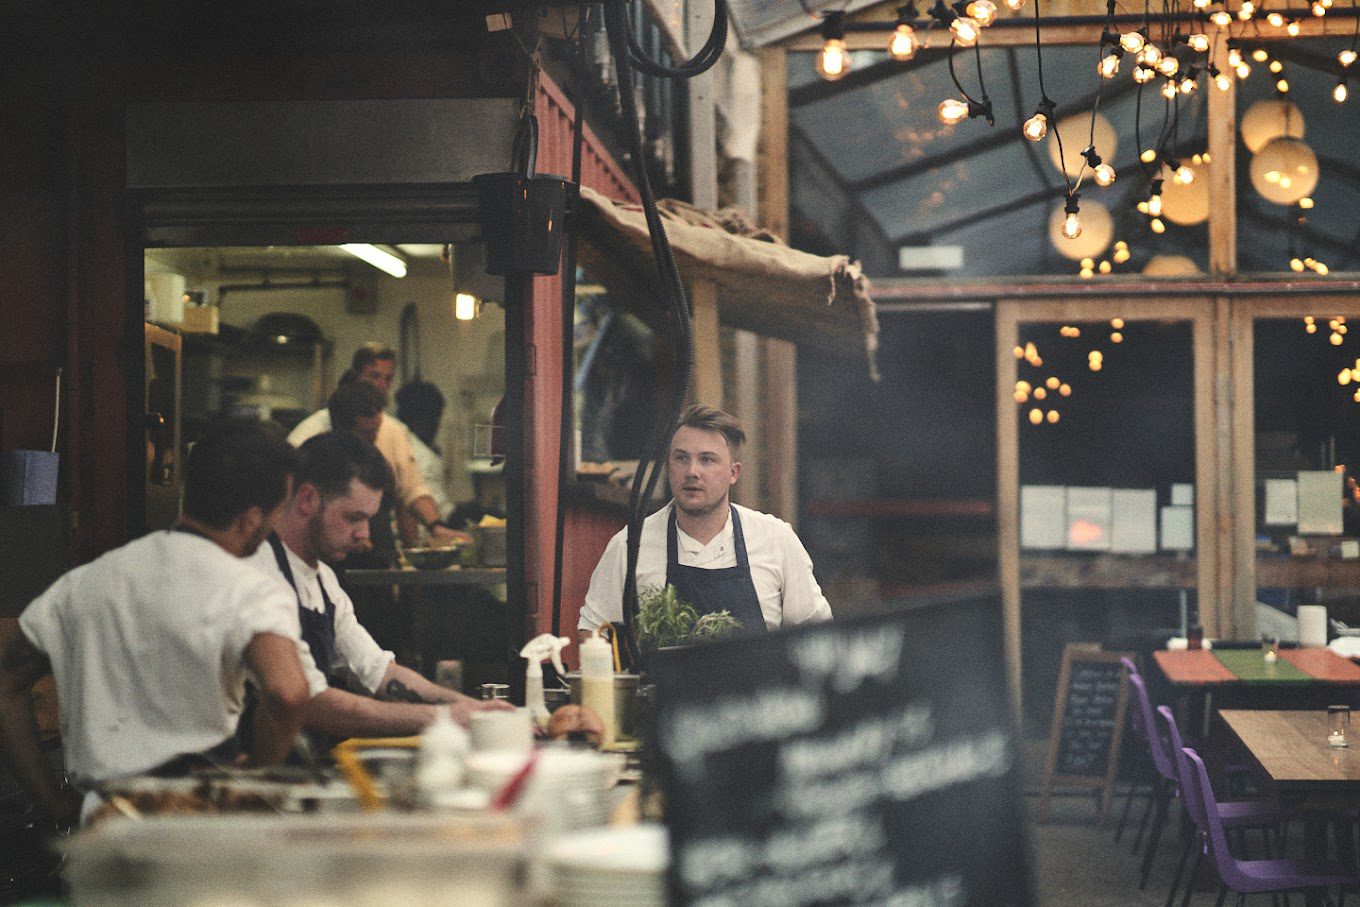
<box><xmin>727</xmin><ymin>0</ymin><xmax>881</xmax><ymax>48</ymax></box>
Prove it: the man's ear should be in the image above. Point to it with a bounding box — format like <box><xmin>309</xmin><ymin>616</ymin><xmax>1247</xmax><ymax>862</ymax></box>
<box><xmin>236</xmin><ymin>505</ymin><xmax>265</xmax><ymax>540</ymax></box>
<box><xmin>294</xmin><ymin>482</ymin><xmax>322</xmax><ymax>518</ymax></box>
<box><xmin>729</xmin><ymin>460</ymin><xmax>742</xmax><ymax>486</ymax></box>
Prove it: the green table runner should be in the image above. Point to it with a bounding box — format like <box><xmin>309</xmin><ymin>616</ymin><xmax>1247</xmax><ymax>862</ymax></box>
<box><xmin>1214</xmin><ymin>649</ymin><xmax>1313</xmax><ymax>682</ymax></box>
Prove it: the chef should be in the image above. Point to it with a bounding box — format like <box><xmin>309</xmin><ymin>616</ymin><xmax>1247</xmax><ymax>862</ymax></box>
<box><xmin>0</xmin><ymin>422</ymin><xmax>311</xmax><ymax>825</ymax></box>
<box><xmin>578</xmin><ymin>404</ymin><xmax>832</xmax><ymax>638</ymax></box>
<box><xmin>289</xmin><ymin>342</ymin><xmax>463</xmax><ymax>546</ymax></box>
<box><xmin>248</xmin><ymin>431</ymin><xmax>512</xmax><ymax>740</ymax></box>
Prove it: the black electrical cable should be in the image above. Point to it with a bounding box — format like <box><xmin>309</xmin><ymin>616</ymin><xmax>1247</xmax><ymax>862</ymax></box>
<box><xmin>625</xmin><ymin>0</ymin><xmax>729</xmax><ymax>78</ymax></box>
<box><xmin>551</xmin><ymin>0</ymin><xmax>592</xmax><ymax>643</ymax></box>
<box><xmin>602</xmin><ymin>0</ymin><xmax>724</xmax><ymax>665</ymax></box>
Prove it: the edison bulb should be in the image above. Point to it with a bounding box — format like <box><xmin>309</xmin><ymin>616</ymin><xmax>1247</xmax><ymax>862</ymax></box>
<box><xmin>889</xmin><ymin>24</ymin><xmax>920</xmax><ymax>60</ymax></box>
<box><xmin>1332</xmin><ymin>333</ymin><xmax>1345</xmax><ymax>346</ymax></box>
<box><xmin>1215</xmin><ymin>72</ymin><xmax>1232</xmax><ymax>91</ymax></box>
<box><xmin>1267</xmin><ymin>11</ymin><xmax>1286</xmax><ymax>25</ymax></box>
<box><xmin>1277</xmin><ymin>78</ymin><xmax>1290</xmax><ymax>93</ymax></box>
<box><xmin>1120</xmin><ymin>31</ymin><xmax>1146</xmax><ymax>54</ymax></box>
<box><xmin>1046</xmin><ymin>376</ymin><xmax>1060</xmax><ymax>389</ymax></box>
<box><xmin>1111</xmin><ymin>331</ymin><xmax>1124</xmax><ymax>342</ymax></box>
<box><xmin>1340</xmin><ymin>369</ymin><xmax>1352</xmax><ymax>385</ymax></box>
<box><xmin>1211</xmin><ymin>10</ymin><xmax>1232</xmax><ymax>26</ymax></box>
<box><xmin>1312</xmin><ymin>1</ymin><xmax>1326</xmax><ymax>15</ymax></box>
<box><xmin>1005</xmin><ymin>0</ymin><xmax>1024</xmax><ymax>10</ymax></box>
<box><xmin>1157</xmin><ymin>56</ymin><xmax>1180</xmax><ymax>77</ymax></box>
<box><xmin>1098</xmin><ymin>54</ymin><xmax>1121</xmax><ymax>78</ymax></box>
<box><xmin>1307</xmin><ymin>322</ymin><xmax>1318</xmax><ymax>333</ymax></box>
<box><xmin>1228</xmin><ymin>47</ymin><xmax>1244</xmax><ymax>67</ymax></box>
<box><xmin>1180</xmin><ymin>77</ymin><xmax>1198</xmax><ymax>95</ymax></box>
<box><xmin>1291</xmin><ymin>258</ymin><xmax>1306</xmax><ymax>272</ymax></box>
<box><xmin>1099</xmin><ymin>260</ymin><xmax>1112</xmax><ymax>274</ymax></box>
<box><xmin>1174</xmin><ymin>165</ymin><xmax>1195</xmax><ymax>185</ymax></box>
<box><xmin>1341</xmin><ymin>49</ymin><xmax>1358</xmax><ymax>67</ymax></box>
<box><xmin>1268</xmin><ymin>59</ymin><xmax>1282</xmax><ymax>73</ymax></box>
<box><xmin>1141</xmin><ymin>44</ymin><xmax>1163</xmax><ymax>66</ymax></box>
<box><xmin>817</xmin><ymin>38</ymin><xmax>851</xmax><ymax>80</ymax></box>
<box><xmin>950</xmin><ymin>16</ymin><xmax>981</xmax><ymax>46</ymax></box>
<box><xmin>938</xmin><ymin>98</ymin><xmax>970</xmax><ymax>125</ymax></box>
<box><xmin>1336</xmin><ymin>81</ymin><xmax>1349</xmax><ymax>103</ymax></box>
<box><xmin>1236</xmin><ymin>62</ymin><xmax>1251</xmax><ymax>79</ymax></box>
<box><xmin>1140</xmin><ymin>148</ymin><xmax>1157</xmax><ymax>164</ymax></box>
<box><xmin>1062</xmin><ymin>211</ymin><xmax>1082</xmax><ymax>239</ymax></box>
<box><xmin>1016</xmin><ymin>380</ymin><xmax>1031</xmax><ymax>392</ymax></box>
<box><xmin>1148</xmin><ymin>194</ymin><xmax>1163</xmax><ymax>217</ymax></box>
<box><xmin>1160</xmin><ymin>80</ymin><xmax>1178</xmax><ymax>99</ymax></box>
<box><xmin>1029</xmin><ymin>408</ymin><xmax>1043</xmax><ymax>425</ymax></box>
<box><xmin>966</xmin><ymin>0</ymin><xmax>998</xmax><ymax>27</ymax></box>
<box><xmin>1193</xmin><ymin>0</ymin><xmax>1210</xmax><ymax>8</ymax></box>
<box><xmin>1079</xmin><ymin>266</ymin><xmax>1095</xmax><ymax>279</ymax></box>
<box><xmin>1014</xmin><ymin>390</ymin><xmax>1029</xmax><ymax>403</ymax></box>
<box><xmin>1150</xmin><ymin>217</ymin><xmax>1166</xmax><ymax>233</ymax></box>
<box><xmin>1113</xmin><ymin>245</ymin><xmax>1131</xmax><ymax>264</ymax></box>
<box><xmin>1047</xmin><ymin>410</ymin><xmax>1060</xmax><ymax>424</ymax></box>
<box><xmin>1317</xmin><ymin>262</ymin><xmax>1330</xmax><ymax>275</ymax></box>
<box><xmin>1080</xmin><ymin>259</ymin><xmax>1094</xmax><ymax>270</ymax></box>
<box><xmin>1094</xmin><ymin>163</ymin><xmax>1116</xmax><ymax>186</ymax></box>
<box><xmin>1188</xmin><ymin>33</ymin><xmax>1210</xmax><ymax>52</ymax></box>
<box><xmin>1239</xmin><ymin>0</ymin><xmax>1255</xmax><ymax>17</ymax></box>
<box><xmin>1134</xmin><ymin>65</ymin><xmax>1156</xmax><ymax>84</ymax></box>
<box><xmin>1023</xmin><ymin>112</ymin><xmax>1049</xmax><ymax>141</ymax></box>
<box><xmin>1060</xmin><ymin>383</ymin><xmax>1072</xmax><ymax>396</ymax></box>
<box><xmin>1287</xmin><ymin>19</ymin><xmax>1301</xmax><ymax>34</ymax></box>
<box><xmin>1013</xmin><ymin>345</ymin><xmax>1025</xmax><ymax>358</ymax></box>
<box><xmin>1090</xmin><ymin>360</ymin><xmax>1103</xmax><ymax>371</ymax></box>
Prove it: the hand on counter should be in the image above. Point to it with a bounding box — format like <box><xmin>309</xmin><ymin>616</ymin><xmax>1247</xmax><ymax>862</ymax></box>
<box><xmin>429</xmin><ymin>524</ymin><xmax>474</xmax><ymax>547</ymax></box>
<box><xmin>448</xmin><ymin>694</ymin><xmax>515</xmax><ymax>727</ymax></box>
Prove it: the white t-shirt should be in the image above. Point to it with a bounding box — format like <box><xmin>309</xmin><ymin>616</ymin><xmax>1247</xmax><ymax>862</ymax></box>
<box><xmin>287</xmin><ymin>409</ymin><xmax>432</xmax><ymax>509</ymax></box>
<box><xmin>408</xmin><ymin>433</ymin><xmax>453</xmax><ymax>519</ymax></box>
<box><xmin>19</xmin><ymin>531</ymin><xmax>301</xmax><ymax>787</ymax></box>
<box><xmin>247</xmin><ymin>541</ymin><xmax>395</xmax><ymax>697</ymax></box>
<box><xmin>578</xmin><ymin>502</ymin><xmax>833</xmax><ymax>633</ymax></box>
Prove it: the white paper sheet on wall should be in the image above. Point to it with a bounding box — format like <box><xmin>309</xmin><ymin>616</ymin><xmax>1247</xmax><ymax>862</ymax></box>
<box><xmin>1263</xmin><ymin>478</ymin><xmax>1298</xmax><ymax>527</ymax></box>
<box><xmin>1066</xmin><ymin>487</ymin><xmax>1113</xmax><ymax>551</ymax></box>
<box><xmin>1020</xmin><ymin>485</ymin><xmax>1067</xmax><ymax>550</ymax></box>
<box><xmin>1171</xmin><ymin>484</ymin><xmax>1194</xmax><ymax>506</ymax></box>
<box><xmin>1111</xmin><ymin>489</ymin><xmax>1158</xmax><ymax>554</ymax></box>
<box><xmin>1161</xmin><ymin>505</ymin><xmax>1195</xmax><ymax>551</ymax></box>
<box><xmin>1297</xmin><ymin>471</ymin><xmax>1343</xmax><ymax>535</ymax></box>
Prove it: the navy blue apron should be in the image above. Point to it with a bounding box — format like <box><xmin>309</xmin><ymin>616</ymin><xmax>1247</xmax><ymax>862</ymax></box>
<box><xmin>665</xmin><ymin>505</ymin><xmax>766</xmax><ymax>633</ymax></box>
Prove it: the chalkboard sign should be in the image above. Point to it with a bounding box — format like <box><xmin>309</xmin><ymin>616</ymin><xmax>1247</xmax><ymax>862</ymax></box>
<box><xmin>650</xmin><ymin>589</ymin><xmax>1034</xmax><ymax>907</ymax></box>
<box><xmin>1038</xmin><ymin>644</ymin><xmax>1129</xmax><ymax>822</ymax></box>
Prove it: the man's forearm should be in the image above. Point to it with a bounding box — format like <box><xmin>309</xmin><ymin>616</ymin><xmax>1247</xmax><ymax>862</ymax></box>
<box><xmin>0</xmin><ymin>688</ymin><xmax>69</xmax><ymax>820</ymax></box>
<box><xmin>309</xmin><ymin>687</ymin><xmax>437</xmax><ymax>737</ymax></box>
<box><xmin>376</xmin><ymin>663</ymin><xmax>462</xmax><ymax>705</ymax></box>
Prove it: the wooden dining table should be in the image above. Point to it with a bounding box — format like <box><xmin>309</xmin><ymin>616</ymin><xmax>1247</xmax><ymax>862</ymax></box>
<box><xmin>1218</xmin><ymin>709</ymin><xmax>1360</xmax><ymax>906</ymax></box>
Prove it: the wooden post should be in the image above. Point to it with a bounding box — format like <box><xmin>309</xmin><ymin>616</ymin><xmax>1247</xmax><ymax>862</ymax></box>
<box><xmin>1207</xmin><ymin>44</ymin><xmax>1237</xmax><ymax>277</ymax></box>
<box><xmin>995</xmin><ymin>302</ymin><xmax>1022</xmax><ymax>723</ymax></box>
<box><xmin>690</xmin><ymin>278</ymin><xmax>724</xmax><ymax>407</ymax></box>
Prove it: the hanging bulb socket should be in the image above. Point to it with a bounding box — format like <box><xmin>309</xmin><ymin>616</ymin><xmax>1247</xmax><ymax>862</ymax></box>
<box><xmin>1081</xmin><ymin>145</ymin><xmax>1103</xmax><ymax>170</ymax></box>
<box><xmin>889</xmin><ymin>3</ymin><xmax>922</xmax><ymax>60</ymax></box>
<box><xmin>816</xmin><ymin>12</ymin><xmax>851</xmax><ymax>81</ymax></box>
<box><xmin>1062</xmin><ymin>193</ymin><xmax>1083</xmax><ymax>240</ymax></box>
<box><xmin>1022</xmin><ymin>98</ymin><xmax>1055</xmax><ymax>142</ymax></box>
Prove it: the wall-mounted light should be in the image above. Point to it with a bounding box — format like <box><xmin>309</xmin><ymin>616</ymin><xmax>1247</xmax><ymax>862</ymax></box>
<box><xmin>454</xmin><ymin>292</ymin><xmax>480</xmax><ymax>321</ymax></box>
<box><xmin>340</xmin><ymin>243</ymin><xmax>408</xmax><ymax>278</ymax></box>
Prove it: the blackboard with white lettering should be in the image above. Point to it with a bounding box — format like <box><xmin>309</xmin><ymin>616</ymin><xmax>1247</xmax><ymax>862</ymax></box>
<box><xmin>1038</xmin><ymin>644</ymin><xmax>1129</xmax><ymax>823</ymax></box>
<box><xmin>650</xmin><ymin>589</ymin><xmax>1034</xmax><ymax>907</ymax></box>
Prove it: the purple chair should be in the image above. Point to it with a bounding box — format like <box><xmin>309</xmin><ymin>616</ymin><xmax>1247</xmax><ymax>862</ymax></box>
<box><xmin>1178</xmin><ymin>746</ymin><xmax>1358</xmax><ymax>906</ymax></box>
<box><xmin>1156</xmin><ymin>705</ymin><xmax>1284</xmax><ymax>907</ymax></box>
<box><xmin>1116</xmin><ymin>656</ymin><xmax>1161</xmax><ymax>846</ymax></box>
<box><xmin>1127</xmin><ymin>667</ymin><xmax>1183</xmax><ymax>889</ymax></box>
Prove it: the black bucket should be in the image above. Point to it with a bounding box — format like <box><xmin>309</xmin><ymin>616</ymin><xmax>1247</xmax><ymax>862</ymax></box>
<box><xmin>473</xmin><ymin>115</ymin><xmax>572</xmax><ymax>277</ymax></box>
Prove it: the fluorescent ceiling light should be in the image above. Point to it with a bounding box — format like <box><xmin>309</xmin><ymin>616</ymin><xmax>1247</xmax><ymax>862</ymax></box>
<box><xmin>339</xmin><ymin>243</ymin><xmax>408</xmax><ymax>278</ymax></box>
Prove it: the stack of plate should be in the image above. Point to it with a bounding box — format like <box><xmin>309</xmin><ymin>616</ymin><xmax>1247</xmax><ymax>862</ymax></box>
<box><xmin>546</xmin><ymin>824</ymin><xmax>668</xmax><ymax>907</ymax></box>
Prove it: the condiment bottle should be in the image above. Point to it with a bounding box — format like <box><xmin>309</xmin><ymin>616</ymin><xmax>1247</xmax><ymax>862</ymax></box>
<box><xmin>416</xmin><ymin>708</ymin><xmax>470</xmax><ymax>803</ymax></box>
<box><xmin>1187</xmin><ymin>622</ymin><xmax>1203</xmax><ymax>651</ymax></box>
<box><xmin>580</xmin><ymin>628</ymin><xmax>616</xmax><ymax>748</ymax></box>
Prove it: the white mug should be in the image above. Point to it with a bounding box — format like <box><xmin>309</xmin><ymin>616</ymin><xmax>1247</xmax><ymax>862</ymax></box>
<box><xmin>469</xmin><ymin>708</ymin><xmax>533</xmax><ymax>754</ymax></box>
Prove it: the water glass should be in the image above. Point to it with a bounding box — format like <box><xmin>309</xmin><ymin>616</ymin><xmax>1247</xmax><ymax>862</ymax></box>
<box><xmin>1329</xmin><ymin>704</ymin><xmax>1350</xmax><ymax>748</ymax></box>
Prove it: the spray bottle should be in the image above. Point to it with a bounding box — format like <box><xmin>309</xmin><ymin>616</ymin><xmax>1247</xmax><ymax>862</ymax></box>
<box><xmin>416</xmin><ymin>707</ymin><xmax>470</xmax><ymax>804</ymax></box>
<box><xmin>520</xmin><ymin>633</ymin><xmax>571</xmax><ymax>731</ymax></box>
<box><xmin>579</xmin><ymin>628</ymin><xmax>616</xmax><ymax>748</ymax></box>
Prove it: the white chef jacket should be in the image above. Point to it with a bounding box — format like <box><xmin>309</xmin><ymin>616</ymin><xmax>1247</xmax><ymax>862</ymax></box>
<box><xmin>287</xmin><ymin>409</ymin><xmax>432</xmax><ymax>509</ymax></box>
<box><xmin>247</xmin><ymin>541</ymin><xmax>395</xmax><ymax>698</ymax></box>
<box><xmin>408</xmin><ymin>433</ymin><xmax>454</xmax><ymax>519</ymax></box>
<box><xmin>18</xmin><ymin>531</ymin><xmax>302</xmax><ymax>787</ymax></box>
<box><xmin>578</xmin><ymin>502</ymin><xmax>833</xmax><ymax>633</ymax></box>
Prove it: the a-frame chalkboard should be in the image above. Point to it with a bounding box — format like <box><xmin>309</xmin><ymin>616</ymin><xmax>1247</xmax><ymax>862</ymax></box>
<box><xmin>1039</xmin><ymin>644</ymin><xmax>1130</xmax><ymax>823</ymax></box>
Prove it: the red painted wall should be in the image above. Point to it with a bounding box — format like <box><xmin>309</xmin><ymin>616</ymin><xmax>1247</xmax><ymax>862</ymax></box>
<box><xmin>526</xmin><ymin>77</ymin><xmax>638</xmax><ymax>665</ymax></box>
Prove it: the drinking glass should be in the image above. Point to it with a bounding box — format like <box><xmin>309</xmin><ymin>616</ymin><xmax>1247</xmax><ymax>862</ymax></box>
<box><xmin>1329</xmin><ymin>704</ymin><xmax>1350</xmax><ymax>748</ymax></box>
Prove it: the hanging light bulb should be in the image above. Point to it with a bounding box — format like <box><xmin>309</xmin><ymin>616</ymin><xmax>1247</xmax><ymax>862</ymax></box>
<box><xmin>1336</xmin><ymin>79</ymin><xmax>1349</xmax><ymax>103</ymax></box>
<box><xmin>1188</xmin><ymin>33</ymin><xmax>1210</xmax><ymax>52</ymax></box>
<box><xmin>1341</xmin><ymin>49</ymin><xmax>1358</xmax><ymax>67</ymax></box>
<box><xmin>1267</xmin><ymin>11</ymin><xmax>1286</xmax><ymax>25</ymax></box>
<box><xmin>1113</xmin><ymin>243</ymin><xmax>1131</xmax><ymax>264</ymax></box>
<box><xmin>1194</xmin><ymin>0</ymin><xmax>1211</xmax><ymax>8</ymax></box>
<box><xmin>950</xmin><ymin>15</ymin><xmax>981</xmax><ymax>45</ymax></box>
<box><xmin>1098</xmin><ymin>260</ymin><xmax>1113</xmax><ymax>274</ymax></box>
<box><xmin>1236</xmin><ymin>62</ymin><xmax>1252</xmax><ymax>79</ymax></box>
<box><xmin>1239</xmin><ymin>0</ymin><xmax>1256</xmax><ymax>17</ymax></box>
<box><xmin>1094</xmin><ymin>163</ymin><xmax>1117</xmax><ymax>186</ymax></box>
<box><xmin>1005</xmin><ymin>0</ymin><xmax>1025</xmax><ymax>10</ymax></box>
<box><xmin>1268</xmin><ymin>59</ymin><xmax>1283</xmax><ymax>73</ymax></box>
<box><xmin>1228</xmin><ymin>46</ymin><xmax>1244</xmax><ymax>68</ymax></box>
<box><xmin>1211</xmin><ymin>9</ymin><xmax>1233</xmax><ymax>26</ymax></box>
<box><xmin>1150</xmin><ymin>217</ymin><xmax>1167</xmax><ymax>233</ymax></box>
<box><xmin>1120</xmin><ymin>29</ymin><xmax>1147</xmax><ymax>54</ymax></box>
<box><xmin>1316</xmin><ymin>262</ymin><xmax>1330</xmax><ymax>276</ymax></box>
<box><xmin>1023</xmin><ymin>110</ymin><xmax>1049</xmax><ymax>141</ymax></box>
<box><xmin>1134</xmin><ymin>64</ymin><xmax>1156</xmax><ymax>83</ymax></box>
<box><xmin>1212</xmin><ymin>67</ymin><xmax>1232</xmax><ymax>90</ymax></box>
<box><xmin>1286</xmin><ymin>19</ymin><xmax>1301</xmax><ymax>35</ymax></box>
<box><xmin>1311</xmin><ymin>0</ymin><xmax>1327</xmax><ymax>15</ymax></box>
<box><xmin>1161</xmin><ymin>79</ymin><xmax>1178</xmax><ymax>99</ymax></box>
<box><xmin>965</xmin><ymin>0</ymin><xmax>998</xmax><ymax>27</ymax></box>
<box><xmin>1098</xmin><ymin>53</ymin><xmax>1122</xmax><ymax>78</ymax></box>
<box><xmin>1148</xmin><ymin>183</ymin><xmax>1164</xmax><ymax>217</ymax></box>
<box><xmin>1174</xmin><ymin>164</ymin><xmax>1195</xmax><ymax>184</ymax></box>
<box><xmin>1291</xmin><ymin>257</ymin><xmax>1307</xmax><ymax>272</ymax></box>
<box><xmin>816</xmin><ymin>13</ymin><xmax>851</xmax><ymax>81</ymax></box>
<box><xmin>1061</xmin><ymin>193</ymin><xmax>1083</xmax><ymax>239</ymax></box>
<box><xmin>1141</xmin><ymin>44</ymin><xmax>1163</xmax><ymax>66</ymax></box>
<box><xmin>1299</xmin><ymin>196</ymin><xmax>1315</xmax><ymax>209</ymax></box>
<box><xmin>938</xmin><ymin>98</ymin><xmax>970</xmax><ymax>124</ymax></box>
<box><xmin>1180</xmin><ymin>76</ymin><xmax>1199</xmax><ymax>94</ymax></box>
<box><xmin>889</xmin><ymin>6</ymin><xmax>922</xmax><ymax>61</ymax></box>
<box><xmin>1276</xmin><ymin>77</ymin><xmax>1290</xmax><ymax>92</ymax></box>
<box><xmin>1140</xmin><ymin>148</ymin><xmax>1158</xmax><ymax>164</ymax></box>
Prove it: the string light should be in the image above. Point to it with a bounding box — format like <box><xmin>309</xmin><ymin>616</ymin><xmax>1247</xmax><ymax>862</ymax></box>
<box><xmin>1023</xmin><ymin>108</ymin><xmax>1050</xmax><ymax>141</ymax></box>
<box><xmin>1211</xmin><ymin>9</ymin><xmax>1233</xmax><ymax>26</ymax></box>
<box><xmin>1094</xmin><ymin>162</ymin><xmax>1117</xmax><ymax>186</ymax></box>
<box><xmin>1342</xmin><ymin>50</ymin><xmax>1358</xmax><ymax>67</ymax></box>
<box><xmin>950</xmin><ymin>15</ymin><xmax>982</xmax><ymax>46</ymax></box>
<box><xmin>1188</xmin><ymin>33</ymin><xmax>1210</xmax><ymax>52</ymax></box>
<box><xmin>889</xmin><ymin>4</ymin><xmax>922</xmax><ymax>61</ymax></box>
<box><xmin>1312</xmin><ymin>1</ymin><xmax>1327</xmax><ymax>16</ymax></box>
<box><xmin>1134</xmin><ymin>64</ymin><xmax>1157</xmax><ymax>84</ymax></box>
<box><xmin>1160</xmin><ymin>80</ymin><xmax>1178</xmax><ymax>99</ymax></box>
<box><xmin>1267</xmin><ymin>11</ymin><xmax>1286</xmax><ymax>25</ymax></box>
<box><xmin>1157</xmin><ymin>56</ymin><xmax>1180</xmax><ymax>77</ymax></box>
<box><xmin>1239</xmin><ymin>0</ymin><xmax>1256</xmax><ymax>18</ymax></box>
<box><xmin>1150</xmin><ymin>217</ymin><xmax>1166</xmax><ymax>233</ymax></box>
<box><xmin>1336</xmin><ymin>79</ymin><xmax>1350</xmax><ymax>103</ymax></box>
<box><xmin>1147</xmin><ymin>179</ymin><xmax>1164</xmax><ymax>217</ymax></box>
<box><xmin>965</xmin><ymin>0</ymin><xmax>998</xmax><ymax>27</ymax></box>
<box><xmin>816</xmin><ymin>13</ymin><xmax>851</xmax><ymax>81</ymax></box>
<box><xmin>1004</xmin><ymin>0</ymin><xmax>1025</xmax><ymax>10</ymax></box>
<box><xmin>1286</xmin><ymin>19</ymin><xmax>1302</xmax><ymax>35</ymax></box>
<box><xmin>1113</xmin><ymin>241</ymin><xmax>1131</xmax><ymax>263</ymax></box>
<box><xmin>1099</xmin><ymin>52</ymin><xmax>1122</xmax><ymax>78</ymax></box>
<box><xmin>1120</xmin><ymin>29</ymin><xmax>1148</xmax><ymax>53</ymax></box>
<box><xmin>1141</xmin><ymin>44</ymin><xmax>1164</xmax><ymax>66</ymax></box>
<box><xmin>1061</xmin><ymin>192</ymin><xmax>1082</xmax><ymax>239</ymax></box>
<box><xmin>938</xmin><ymin>98</ymin><xmax>971</xmax><ymax>124</ymax></box>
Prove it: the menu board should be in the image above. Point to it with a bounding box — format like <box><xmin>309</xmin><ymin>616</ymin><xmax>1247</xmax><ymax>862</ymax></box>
<box><xmin>1038</xmin><ymin>645</ymin><xmax>1128</xmax><ymax>822</ymax></box>
<box><xmin>650</xmin><ymin>590</ymin><xmax>1034</xmax><ymax>907</ymax></box>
